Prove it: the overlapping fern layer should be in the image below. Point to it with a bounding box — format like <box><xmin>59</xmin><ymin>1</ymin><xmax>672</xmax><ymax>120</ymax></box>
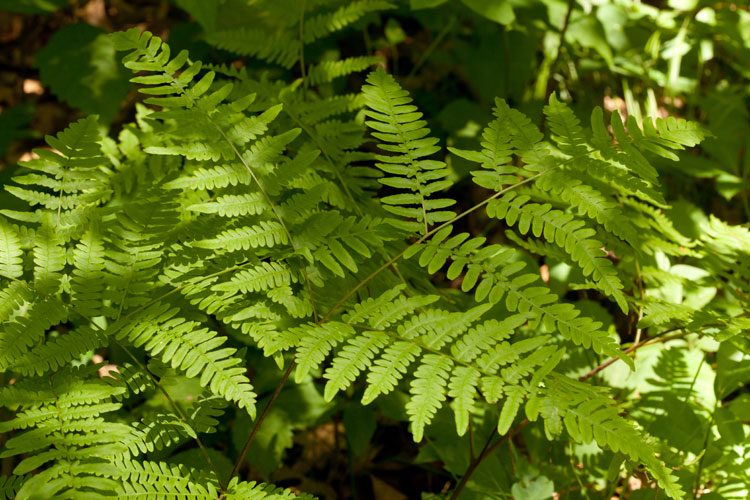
<box><xmin>1</xmin><ymin>10</ymin><xmax>748</xmax><ymax>500</ymax></box>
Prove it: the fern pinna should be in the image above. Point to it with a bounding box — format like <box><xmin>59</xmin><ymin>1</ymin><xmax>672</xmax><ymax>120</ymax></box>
<box><xmin>0</xmin><ymin>16</ymin><xmax>735</xmax><ymax>500</ymax></box>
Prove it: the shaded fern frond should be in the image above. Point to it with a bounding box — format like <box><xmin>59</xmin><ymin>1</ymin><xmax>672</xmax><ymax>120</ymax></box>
<box><xmin>11</xmin><ymin>326</ymin><xmax>107</xmax><ymax>377</ymax></box>
<box><xmin>0</xmin><ymin>475</ymin><xmax>25</xmax><ymax>500</ymax></box>
<box><xmin>0</xmin><ymin>293</ymin><xmax>68</xmax><ymax>372</ymax></box>
<box><xmin>303</xmin><ymin>1</ymin><xmax>394</xmax><ymax>43</ymax></box>
<box><xmin>207</xmin><ymin>29</ymin><xmax>300</xmax><ymax>68</ymax></box>
<box><xmin>306</xmin><ymin>56</ymin><xmax>384</xmax><ymax>86</ymax></box>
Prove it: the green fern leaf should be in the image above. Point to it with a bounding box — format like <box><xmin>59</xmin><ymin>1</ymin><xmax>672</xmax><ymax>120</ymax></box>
<box><xmin>307</xmin><ymin>56</ymin><xmax>384</xmax><ymax>86</ymax></box>
<box><xmin>214</xmin><ymin>261</ymin><xmax>297</xmax><ymax>294</ymax></box>
<box><xmin>304</xmin><ymin>1</ymin><xmax>395</xmax><ymax>43</ymax></box>
<box><xmin>12</xmin><ymin>326</ymin><xmax>107</xmax><ymax>377</ymax></box>
<box><xmin>187</xmin><ymin>192</ymin><xmax>268</xmax><ymax>217</ymax></box>
<box><xmin>362</xmin><ymin>67</ymin><xmax>456</xmax><ymax>235</ymax></box>
<box><xmin>490</xmin><ymin>198</ymin><xmax>628</xmax><ymax>312</ymax></box>
<box><xmin>323</xmin><ymin>331</ymin><xmax>389</xmax><ymax>401</ymax></box>
<box><xmin>361</xmin><ymin>341</ymin><xmax>421</xmax><ymax>404</ymax></box>
<box><xmin>71</xmin><ymin>222</ymin><xmax>108</xmax><ymax>317</ymax></box>
<box><xmin>448</xmin><ymin>366</ymin><xmax>481</xmax><ymax>436</ymax></box>
<box><xmin>32</xmin><ymin>220</ymin><xmax>65</xmax><ymax>294</ymax></box>
<box><xmin>497</xmin><ymin>385</ymin><xmax>525</xmax><ymax>435</ymax></box>
<box><xmin>0</xmin><ymin>295</ymin><xmax>68</xmax><ymax>372</ymax></box>
<box><xmin>0</xmin><ymin>217</ymin><xmax>23</xmax><ymax>279</ymax></box>
<box><xmin>224</xmin><ymin>478</ymin><xmax>319</xmax><ymax>499</ymax></box>
<box><xmin>205</xmin><ymin>29</ymin><xmax>300</xmax><ymax>68</ymax></box>
<box><xmin>195</xmin><ymin>221</ymin><xmax>288</xmax><ymax>251</ymax></box>
<box><xmin>406</xmin><ymin>354</ymin><xmax>453</xmax><ymax>442</ymax></box>
<box><xmin>116</xmin><ymin>459</ymin><xmax>219</xmax><ymax>498</ymax></box>
<box><xmin>112</xmin><ymin>302</ymin><xmax>257</xmax><ymax>416</ymax></box>
<box><xmin>293</xmin><ymin>322</ymin><xmax>355</xmax><ymax>383</ymax></box>
<box><xmin>0</xmin><ymin>475</ymin><xmax>24</xmax><ymax>500</ymax></box>
<box><xmin>164</xmin><ymin>164</ymin><xmax>253</xmax><ymax>190</ymax></box>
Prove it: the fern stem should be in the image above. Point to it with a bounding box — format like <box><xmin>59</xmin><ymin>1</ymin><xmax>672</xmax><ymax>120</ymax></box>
<box><xmin>577</xmin><ymin>324</ymin><xmax>717</xmax><ymax>381</ymax></box>
<box><xmin>692</xmin><ymin>400</ymin><xmax>717</xmax><ymax>500</ymax></box>
<box><xmin>450</xmin><ymin>419</ymin><xmax>530</xmax><ymax>500</ymax></box>
<box><xmin>321</xmin><ymin>170</ymin><xmax>550</xmax><ymax>322</ymax></box>
<box><xmin>543</xmin><ymin>0</ymin><xmax>575</xmax><ymax>99</ymax></box>
<box><xmin>224</xmin><ymin>360</ymin><xmax>297</xmax><ymax>494</ymax></box>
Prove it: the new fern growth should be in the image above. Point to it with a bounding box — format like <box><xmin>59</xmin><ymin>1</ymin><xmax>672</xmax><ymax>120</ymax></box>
<box><xmin>3</xmin><ymin>12</ymin><xmax>738</xmax><ymax>500</ymax></box>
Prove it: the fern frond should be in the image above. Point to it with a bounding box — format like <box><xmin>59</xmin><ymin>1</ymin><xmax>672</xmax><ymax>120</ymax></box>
<box><xmin>214</xmin><ymin>261</ymin><xmax>297</xmax><ymax>294</ymax></box>
<box><xmin>544</xmin><ymin>93</ymin><xmax>589</xmax><ymax>156</ymax></box>
<box><xmin>0</xmin><ymin>294</ymin><xmax>68</xmax><ymax>371</ymax></box>
<box><xmin>11</xmin><ymin>326</ymin><xmax>107</xmax><ymax>377</ymax></box>
<box><xmin>536</xmin><ymin>169</ymin><xmax>640</xmax><ymax>247</ymax></box>
<box><xmin>362</xmin><ymin>68</ymin><xmax>456</xmax><ymax>235</ymax></box>
<box><xmin>32</xmin><ymin>218</ymin><xmax>65</xmax><ymax>294</ymax></box>
<box><xmin>497</xmin><ymin>385</ymin><xmax>525</xmax><ymax>435</ymax></box>
<box><xmin>488</xmin><ymin>196</ymin><xmax>628</xmax><ymax>312</ymax></box>
<box><xmin>187</xmin><ymin>192</ymin><xmax>268</xmax><ymax>217</ymax></box>
<box><xmin>293</xmin><ymin>322</ymin><xmax>355</xmax><ymax>383</ymax></box>
<box><xmin>206</xmin><ymin>29</ymin><xmax>300</xmax><ymax>68</ymax></box>
<box><xmin>448</xmin><ymin>366</ymin><xmax>481</xmax><ymax>436</ymax></box>
<box><xmin>406</xmin><ymin>354</ymin><xmax>453</xmax><ymax>442</ymax></box>
<box><xmin>224</xmin><ymin>478</ymin><xmax>319</xmax><ymax>499</ymax></box>
<box><xmin>647</xmin><ymin>115</ymin><xmax>707</xmax><ymax>148</ymax></box>
<box><xmin>306</xmin><ymin>56</ymin><xmax>383</xmax><ymax>86</ymax></box>
<box><xmin>164</xmin><ymin>164</ymin><xmax>252</xmax><ymax>190</ymax></box>
<box><xmin>104</xmin><ymin>196</ymin><xmax>179</xmax><ymax>316</ymax></box>
<box><xmin>407</xmin><ymin>226</ymin><xmax>633</xmax><ymax>368</ymax></box>
<box><xmin>116</xmin><ymin>459</ymin><xmax>219</xmax><ymax>497</ymax></box>
<box><xmin>341</xmin><ymin>285</ymin><xmax>406</xmax><ymax>324</ymax></box>
<box><xmin>195</xmin><ymin>221</ymin><xmax>288</xmax><ymax>252</ymax></box>
<box><xmin>451</xmin><ymin>316</ymin><xmax>525</xmax><ymax>363</ymax></box>
<box><xmin>303</xmin><ymin>1</ymin><xmax>394</xmax><ymax>43</ymax></box>
<box><xmin>449</xmin><ymin>97</ymin><xmax>538</xmax><ymax>190</ymax></box>
<box><xmin>6</xmin><ymin>116</ymin><xmax>110</xmax><ymax>220</ymax></box>
<box><xmin>116</xmin><ymin>416</ymin><xmax>189</xmax><ymax>459</ymax></box>
<box><xmin>71</xmin><ymin>222</ymin><xmax>108</xmax><ymax>316</ymax></box>
<box><xmin>111</xmin><ymin>302</ymin><xmax>257</xmax><ymax>416</ymax></box>
<box><xmin>0</xmin><ymin>475</ymin><xmax>25</xmax><ymax>500</ymax></box>
<box><xmin>541</xmin><ymin>374</ymin><xmax>685</xmax><ymax>499</ymax></box>
<box><xmin>0</xmin><ymin>217</ymin><xmax>23</xmax><ymax>279</ymax></box>
<box><xmin>188</xmin><ymin>394</ymin><xmax>228</xmax><ymax>434</ymax></box>
<box><xmin>361</xmin><ymin>341</ymin><xmax>420</xmax><ymax>404</ymax></box>
<box><xmin>0</xmin><ymin>367</ymin><xmax>128</xmax><ymax>500</ymax></box>
<box><xmin>323</xmin><ymin>331</ymin><xmax>390</xmax><ymax>401</ymax></box>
